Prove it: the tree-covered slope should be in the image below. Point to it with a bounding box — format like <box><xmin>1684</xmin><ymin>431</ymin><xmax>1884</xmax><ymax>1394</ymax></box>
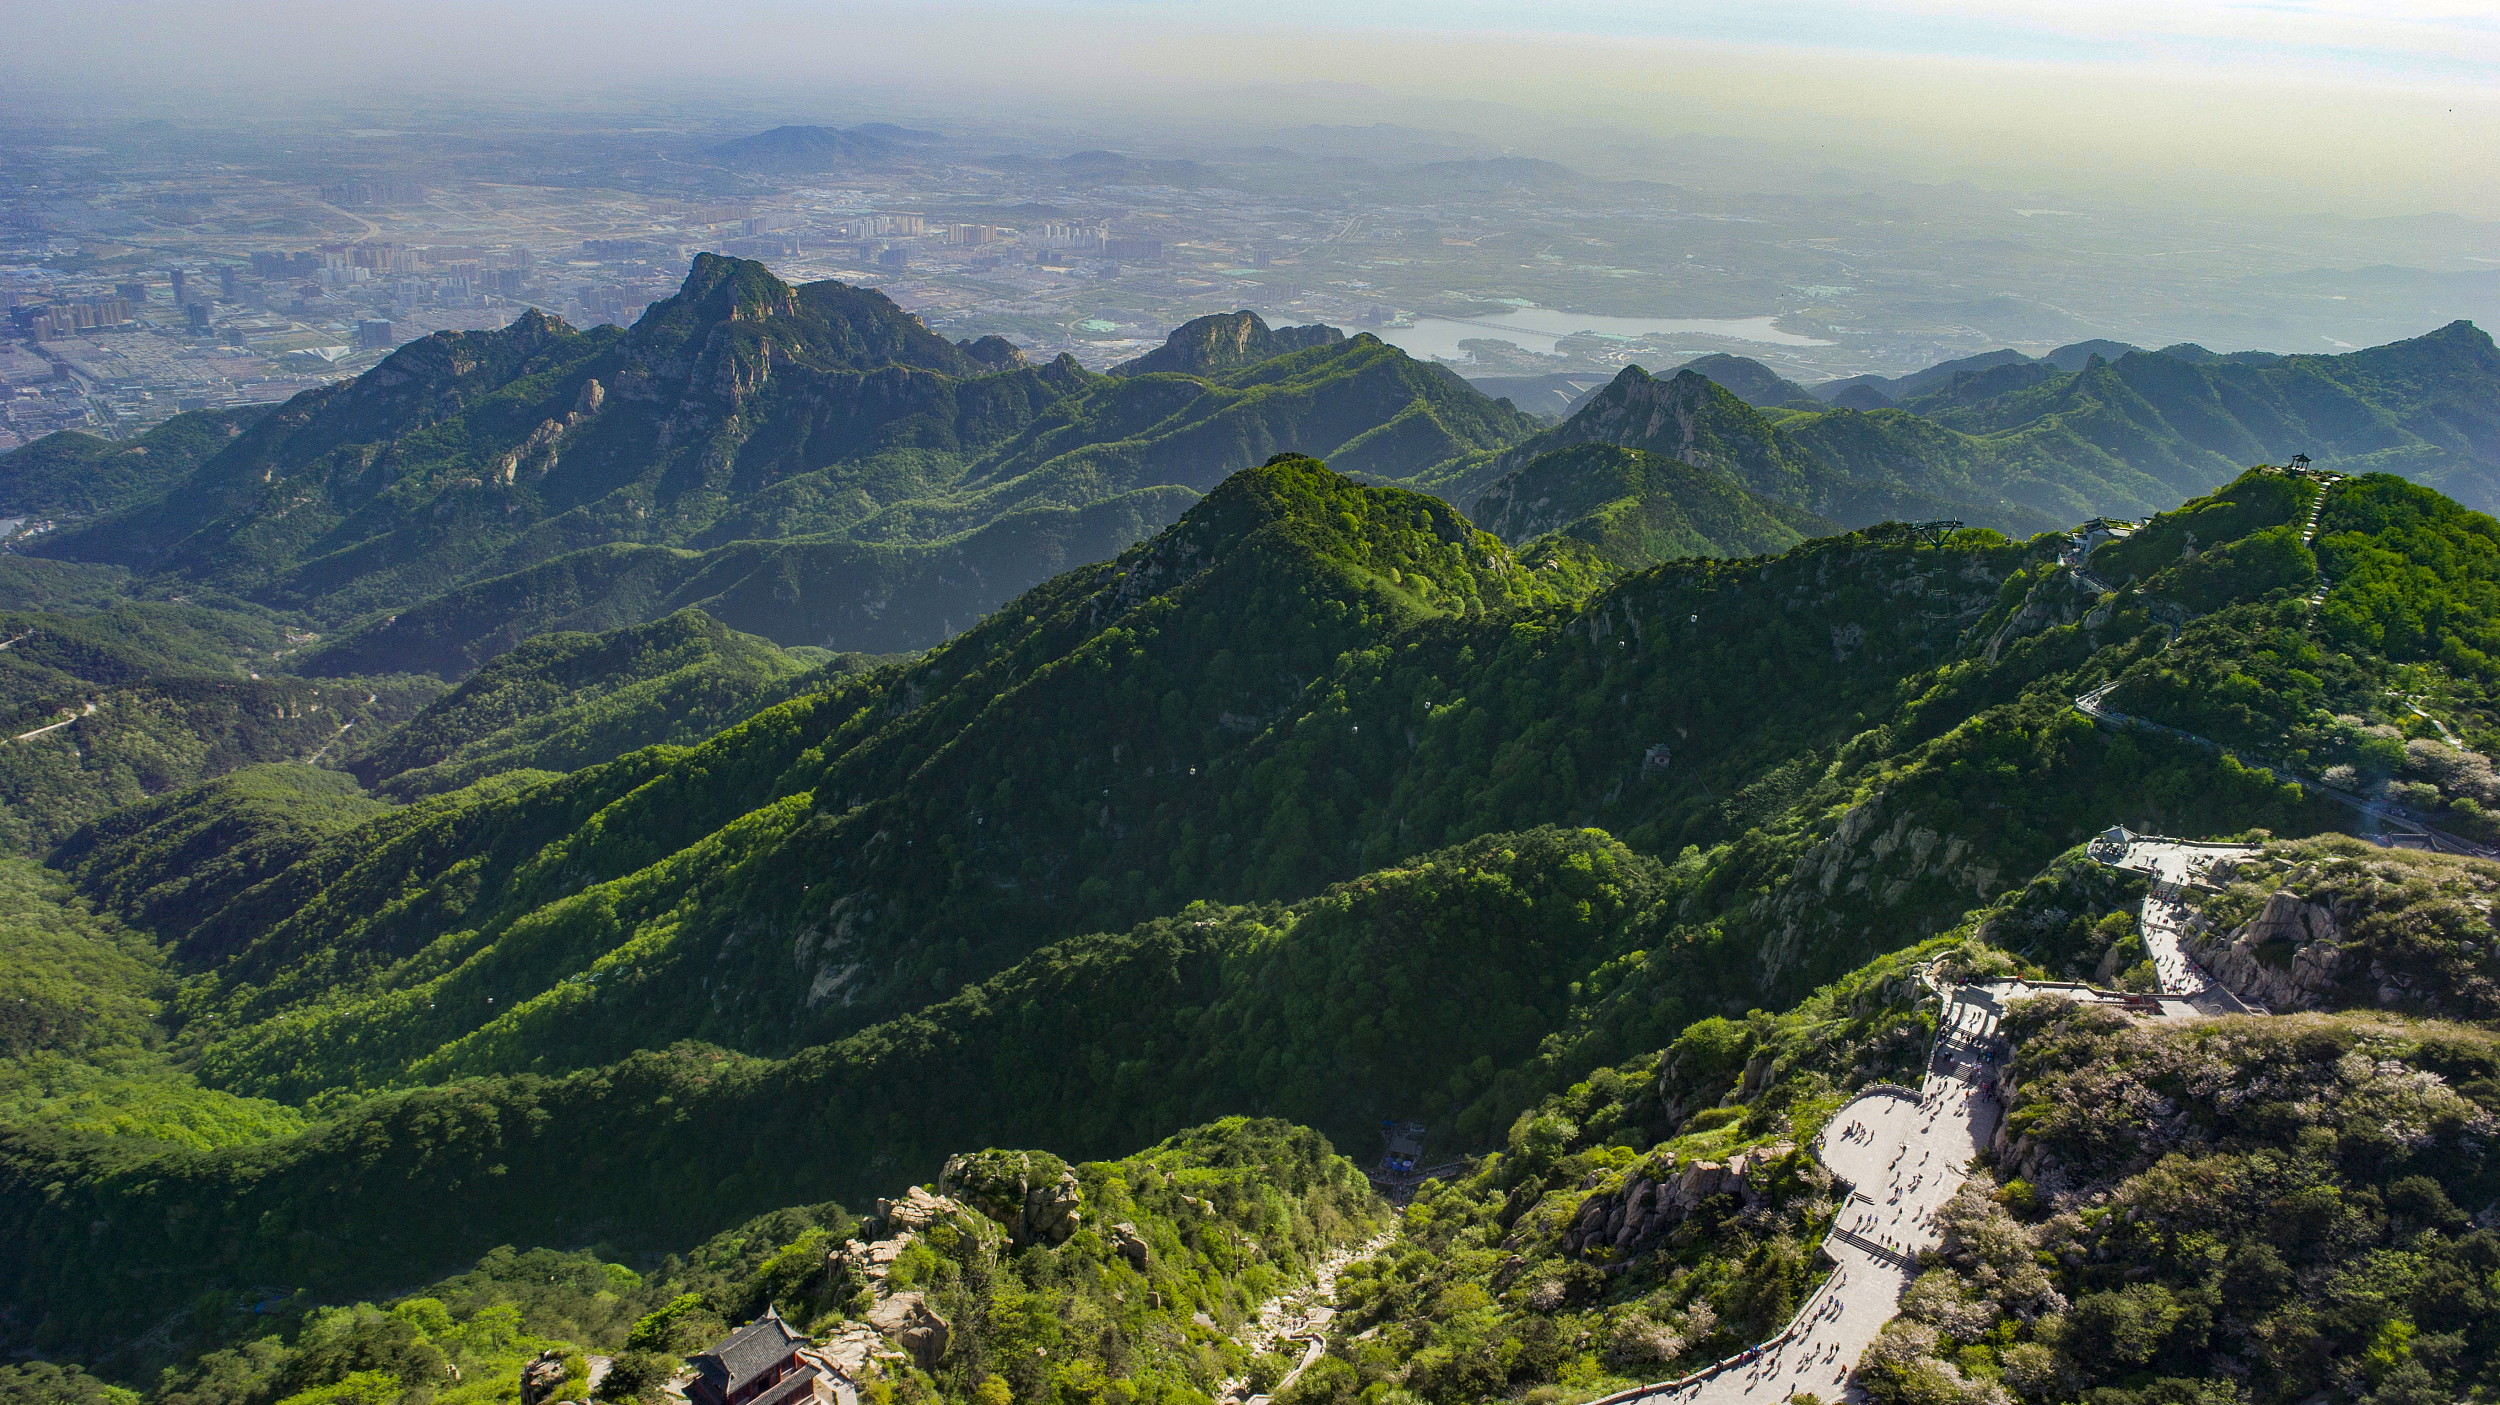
<box><xmin>296</xmin><ymin>485</ymin><xmax>1197</xmax><ymax>676</ymax></box>
<box><xmin>13</xmin><ymin>261</ymin><xmax>1549</xmax><ymax>675</ymax></box>
<box><xmin>1469</xmin><ymin>443</ymin><xmax>1840</xmax><ymax>571</ymax></box>
<box><xmin>1672</xmin><ymin>353</ymin><xmax>1823</xmax><ymax>411</ymax></box>
<box><xmin>856</xmin><ymin>334</ymin><xmax>1543</xmax><ymax>545</ymax></box>
<box><xmin>1440</xmin><ymin>365</ymin><xmax>2030</xmax><ymax>533</ymax></box>
<box><xmin>1288</xmin><ymin>839</ymin><xmax>2500</xmax><ymax>1405</ymax></box>
<box><xmin>0</xmin><ymin>599</ymin><xmax>437</xmax><ymax>854</ymax></box>
<box><xmin>1777</xmin><ymin>321</ymin><xmax>2500</xmax><ymax>526</ymax></box>
<box><xmin>1110</xmin><ymin>310</ymin><xmax>1344</xmax><ymax>377</ymax></box>
<box><xmin>17</xmin><ymin>449</ymin><xmax>2500</xmax><ymax>1362</ymax></box>
<box><xmin>31</xmin><ymin>456</ymin><xmax>2367</xmax><ymax>1115</ymax></box>
<box><xmin>8</xmin><ymin>1115</ymin><xmax>1376</xmax><ymax>1405</ymax></box>
<box><xmin>0</xmin><ymin>406</ymin><xmax>270</xmax><ymax>519</ymax></box>
<box><xmin>339</xmin><ymin>609</ymin><xmax>819</xmax><ymax>799</ymax></box>
<box><xmin>0</xmin><ymin>852</ymin><xmax>307</xmax><ymax>1160</ymax></box>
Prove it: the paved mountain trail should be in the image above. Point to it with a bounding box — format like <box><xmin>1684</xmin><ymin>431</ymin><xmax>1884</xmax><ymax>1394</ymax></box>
<box><xmin>13</xmin><ymin>699</ymin><xmax>95</xmax><ymax>741</ymax></box>
<box><xmin>1225</xmin><ymin>1228</ymin><xmax>1397</xmax><ymax>1405</ymax></box>
<box><xmin>1590</xmin><ymin>827</ymin><xmax>2289</xmax><ymax>1404</ymax></box>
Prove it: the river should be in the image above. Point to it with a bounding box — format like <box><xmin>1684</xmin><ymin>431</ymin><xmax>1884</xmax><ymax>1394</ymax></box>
<box><xmin>1376</xmin><ymin>308</ymin><xmax>1831</xmax><ymax>361</ymax></box>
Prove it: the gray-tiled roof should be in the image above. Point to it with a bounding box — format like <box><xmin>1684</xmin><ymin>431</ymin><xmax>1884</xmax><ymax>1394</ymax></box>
<box><xmin>746</xmin><ymin>1365</ymin><xmax>821</xmax><ymax>1405</ymax></box>
<box><xmin>693</xmin><ymin>1311</ymin><xmax>808</xmax><ymax>1396</ymax></box>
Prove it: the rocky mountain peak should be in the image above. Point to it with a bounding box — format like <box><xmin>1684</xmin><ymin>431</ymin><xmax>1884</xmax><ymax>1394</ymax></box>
<box><xmin>1111</xmin><ymin>309</ymin><xmax>1344</xmax><ymax>377</ymax></box>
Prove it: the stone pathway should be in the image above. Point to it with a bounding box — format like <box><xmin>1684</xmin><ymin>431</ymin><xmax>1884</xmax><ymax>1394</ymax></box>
<box><xmin>1227</xmin><ymin>1229</ymin><xmax>1396</xmax><ymax>1405</ymax></box>
<box><xmin>2095</xmin><ymin>834</ymin><xmax>2266</xmax><ymax>1014</ymax></box>
<box><xmin>1600</xmin><ymin>983</ymin><xmax>2007</xmax><ymax>1405</ymax></box>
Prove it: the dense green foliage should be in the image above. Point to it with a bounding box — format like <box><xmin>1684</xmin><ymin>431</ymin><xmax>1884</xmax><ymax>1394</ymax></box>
<box><xmin>2180</xmin><ymin>836</ymin><xmax>2500</xmax><ymax>1018</ymax></box>
<box><xmin>1779</xmin><ymin>321</ymin><xmax>2500</xmax><ymax>525</ymax></box>
<box><xmin>0</xmin><ymin>600</ymin><xmax>435</xmax><ymax>852</ymax></box>
<box><xmin>0</xmin><ymin>675</ymin><xmax>437</xmax><ymax>855</ymax></box>
<box><xmin>0</xmin><ymin>855</ymin><xmax>304</xmax><ymax>1151</ymax></box>
<box><xmin>1469</xmin><ymin>443</ymin><xmax>1838</xmax><ymax>570</ymax></box>
<box><xmin>48</xmin><ymin>765</ymin><xmax>394</xmax><ymax>954</ymax></box>
<box><xmin>20</xmin><ymin>262</ymin><xmax>1534</xmax><ymax>675</ymax></box>
<box><xmin>8</xmin><ymin>356</ymin><xmax>2500</xmax><ymax>1405</ymax></box>
<box><xmin>1307</xmin><ymin>936</ymin><xmax>2018</xmax><ymax>1405</ymax></box>
<box><xmin>1865</xmin><ymin>1003</ymin><xmax>2500</xmax><ymax>1405</ymax></box>
<box><xmin>0</xmin><ymin>407</ymin><xmax>269</xmax><ymax>519</ymax></box>
<box><xmin>1446</xmin><ymin>365</ymin><xmax>2037</xmax><ymax>532</ymax></box>
<box><xmin>342</xmin><ymin>610</ymin><xmax>818</xmax><ymax>798</ymax></box>
<box><xmin>8</xmin><ymin>1118</ymin><xmax>1372</xmax><ymax>1405</ymax></box>
<box><xmin>0</xmin><ymin>451</ymin><xmax>2377</xmax><ymax>1318</ymax></box>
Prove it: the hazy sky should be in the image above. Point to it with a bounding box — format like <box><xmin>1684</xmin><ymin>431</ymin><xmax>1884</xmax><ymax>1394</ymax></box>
<box><xmin>11</xmin><ymin>0</ymin><xmax>2498</xmax><ymax>218</ymax></box>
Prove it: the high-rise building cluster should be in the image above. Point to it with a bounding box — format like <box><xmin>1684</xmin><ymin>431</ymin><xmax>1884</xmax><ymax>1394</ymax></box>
<box><xmin>7</xmin><ymin>297</ymin><xmax>138</xmax><ymax>340</ymax></box>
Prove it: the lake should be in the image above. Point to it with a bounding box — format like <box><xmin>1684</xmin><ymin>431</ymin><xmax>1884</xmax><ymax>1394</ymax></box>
<box><xmin>1376</xmin><ymin>308</ymin><xmax>1831</xmax><ymax>361</ymax></box>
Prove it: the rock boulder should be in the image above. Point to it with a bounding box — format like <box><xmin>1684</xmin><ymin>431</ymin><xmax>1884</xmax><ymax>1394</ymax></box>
<box><xmin>2190</xmin><ymin>890</ymin><xmax>2343</xmax><ymax>1009</ymax></box>
<box><xmin>865</xmin><ymin>1292</ymin><xmax>951</xmax><ymax>1369</ymax></box>
<box><xmin>940</xmin><ymin>1149</ymin><xmax>1084</xmax><ymax>1248</ymax></box>
<box><xmin>1111</xmin><ymin>1222</ymin><xmax>1151</xmax><ymax>1272</ymax></box>
<box><xmin>519</xmin><ymin>1349</ymin><xmax>569</xmax><ymax>1405</ymax></box>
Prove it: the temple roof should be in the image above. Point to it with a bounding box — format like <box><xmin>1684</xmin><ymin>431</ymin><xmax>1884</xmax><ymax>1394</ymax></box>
<box><xmin>746</xmin><ymin>1365</ymin><xmax>822</xmax><ymax>1405</ymax></box>
<box><xmin>693</xmin><ymin>1309</ymin><xmax>809</xmax><ymax>1396</ymax></box>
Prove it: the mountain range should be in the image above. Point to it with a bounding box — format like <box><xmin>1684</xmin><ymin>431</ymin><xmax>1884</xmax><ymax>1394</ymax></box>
<box><xmin>11</xmin><ymin>255</ymin><xmax>2497</xmax><ymax>690</ymax></box>
<box><xmin>1670</xmin><ymin>321</ymin><xmax>2500</xmax><ymax>522</ymax></box>
<box><xmin>6</xmin><ymin>242</ymin><xmax>2500</xmax><ymax>1405</ymax></box>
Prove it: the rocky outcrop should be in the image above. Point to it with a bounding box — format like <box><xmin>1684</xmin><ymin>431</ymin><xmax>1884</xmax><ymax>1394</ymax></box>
<box><xmin>2187</xmin><ymin>890</ymin><xmax>2343</xmax><ymax>1009</ymax></box>
<box><xmin>939</xmin><ymin>1149</ymin><xmax>1084</xmax><ymax>1248</ymax></box>
<box><xmin>812</xmin><ymin>1325</ymin><xmax>889</xmax><ymax>1379</ymax></box>
<box><xmin>873</xmin><ymin>1185</ymin><xmax>967</xmax><ymax>1237</ymax></box>
<box><xmin>1484</xmin><ymin>366</ymin><xmax>1822</xmax><ymax>505</ymax></box>
<box><xmin>1110</xmin><ymin>310</ymin><xmax>1342</xmax><ymax>377</ymax></box>
<box><xmin>1982</xmin><ymin>566</ymin><xmax>2100</xmax><ymax>664</ymax></box>
<box><xmin>1551</xmin><ymin>1143</ymin><xmax>1796</xmax><ymax>1259</ymax></box>
<box><xmin>830</xmin><ymin>1187</ymin><xmax>990</xmax><ymax>1292</ymax></box>
<box><xmin>1112</xmin><ymin>1222</ymin><xmax>1152</xmax><ymax>1272</ymax></box>
<box><xmin>864</xmin><ymin>1292</ymin><xmax>951</xmax><ymax>1369</ymax></box>
<box><xmin>825</xmin><ymin>1184</ymin><xmax>991</xmax><ymax>1373</ymax></box>
<box><xmin>518</xmin><ymin>1349</ymin><xmax>570</xmax><ymax>1405</ymax></box>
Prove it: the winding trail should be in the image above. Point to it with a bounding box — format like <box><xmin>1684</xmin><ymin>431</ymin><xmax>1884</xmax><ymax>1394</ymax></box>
<box><xmin>1605</xmin><ymin>819</ymin><xmax>2279</xmax><ymax>1405</ymax></box>
<box><xmin>1601</xmin><ymin>984</ymin><xmax>2004</xmax><ymax>1405</ymax></box>
<box><xmin>1228</xmin><ymin>1229</ymin><xmax>1396</xmax><ymax>1405</ymax></box>
<box><xmin>13</xmin><ymin>699</ymin><xmax>94</xmax><ymax>741</ymax></box>
<box><xmin>2075</xmin><ymin>662</ymin><xmax>2495</xmax><ymax>860</ymax></box>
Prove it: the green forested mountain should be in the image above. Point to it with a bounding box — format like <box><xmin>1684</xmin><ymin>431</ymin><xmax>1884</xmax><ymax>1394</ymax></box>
<box><xmin>339</xmin><ymin>609</ymin><xmax>825</xmax><ymax>799</ymax></box>
<box><xmin>1462</xmin><ymin>324</ymin><xmax>2500</xmax><ymax>545</ymax></box>
<box><xmin>1670</xmin><ymin>353</ymin><xmax>1823</xmax><ymax>411</ymax></box>
<box><xmin>1776</xmin><ymin>320</ymin><xmax>2500</xmax><ymax>524</ymax></box>
<box><xmin>1438</xmin><ymin>363</ymin><xmax>2034</xmax><ymax>530</ymax></box>
<box><xmin>1469</xmin><ymin>443</ymin><xmax>1839</xmax><ymax>570</ymax></box>
<box><xmin>1109</xmin><ymin>310</ymin><xmax>1343</xmax><ymax>376</ymax></box>
<box><xmin>12</xmin><ymin>256</ymin><xmax>2500</xmax><ymax>1405</ymax></box>
<box><xmin>20</xmin><ymin>261</ymin><xmax>1535</xmax><ymax>674</ymax></box>
<box><xmin>0</xmin><ymin>406</ymin><xmax>271</xmax><ymax>519</ymax></box>
<box><xmin>0</xmin><ymin>601</ymin><xmax>438</xmax><ymax>853</ymax></box>
<box><xmin>11</xmin><ymin>447</ymin><xmax>2461</xmax><ymax>1350</ymax></box>
<box><xmin>290</xmin><ymin>488</ymin><xmax>1194</xmax><ymax>675</ymax></box>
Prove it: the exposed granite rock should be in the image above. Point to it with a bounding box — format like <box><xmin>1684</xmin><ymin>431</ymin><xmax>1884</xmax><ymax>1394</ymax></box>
<box><xmin>864</xmin><ymin>1291</ymin><xmax>951</xmax><ymax>1368</ymax></box>
<box><xmin>519</xmin><ymin>1349</ymin><xmax>569</xmax><ymax>1405</ymax></box>
<box><xmin>872</xmin><ymin>1185</ymin><xmax>967</xmax><ymax>1237</ymax></box>
<box><xmin>1983</xmin><ymin>566</ymin><xmax>2100</xmax><ymax>664</ymax></box>
<box><xmin>939</xmin><ymin>1149</ymin><xmax>1084</xmax><ymax>1248</ymax></box>
<box><xmin>811</xmin><ymin>1325</ymin><xmax>889</xmax><ymax>1380</ymax></box>
<box><xmin>1552</xmin><ymin>1142</ymin><xmax>1798</xmax><ymax>1259</ymax></box>
<box><xmin>1112</xmin><ymin>1221</ymin><xmax>1151</xmax><ymax>1272</ymax></box>
<box><xmin>2188</xmin><ymin>890</ymin><xmax>2343</xmax><ymax>1009</ymax></box>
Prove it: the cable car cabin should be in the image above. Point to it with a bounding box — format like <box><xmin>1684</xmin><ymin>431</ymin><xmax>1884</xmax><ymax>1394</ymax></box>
<box><xmin>687</xmin><ymin>1310</ymin><xmax>833</xmax><ymax>1405</ymax></box>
